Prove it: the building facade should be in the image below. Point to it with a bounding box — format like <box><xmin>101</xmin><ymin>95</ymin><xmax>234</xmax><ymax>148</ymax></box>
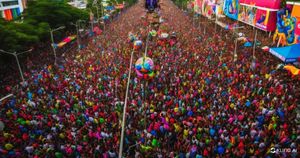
<box><xmin>0</xmin><ymin>0</ymin><xmax>27</xmax><ymax>20</ymax></box>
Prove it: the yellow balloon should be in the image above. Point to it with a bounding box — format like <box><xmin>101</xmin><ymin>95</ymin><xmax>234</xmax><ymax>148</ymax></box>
<box><xmin>5</xmin><ymin>143</ymin><xmax>14</xmax><ymax>150</ymax></box>
<box><xmin>184</xmin><ymin>129</ymin><xmax>188</xmax><ymax>137</ymax></box>
<box><xmin>174</xmin><ymin>107</ymin><xmax>179</xmax><ymax>113</ymax></box>
<box><xmin>59</xmin><ymin>133</ymin><xmax>65</xmax><ymax>139</ymax></box>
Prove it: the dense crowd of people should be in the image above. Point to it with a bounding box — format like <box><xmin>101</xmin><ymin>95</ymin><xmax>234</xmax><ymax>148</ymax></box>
<box><xmin>0</xmin><ymin>0</ymin><xmax>299</xmax><ymax>157</ymax></box>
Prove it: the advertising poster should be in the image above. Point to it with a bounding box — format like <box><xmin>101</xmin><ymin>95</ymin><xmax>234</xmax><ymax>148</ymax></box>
<box><xmin>202</xmin><ymin>0</ymin><xmax>216</xmax><ymax>18</ymax></box>
<box><xmin>238</xmin><ymin>4</ymin><xmax>257</xmax><ymax>26</ymax></box>
<box><xmin>238</xmin><ymin>0</ymin><xmax>280</xmax><ymax>31</ymax></box>
<box><xmin>255</xmin><ymin>9</ymin><xmax>278</xmax><ymax>31</ymax></box>
<box><xmin>194</xmin><ymin>0</ymin><xmax>203</xmax><ymax>14</ymax></box>
<box><xmin>224</xmin><ymin>0</ymin><xmax>239</xmax><ymax>20</ymax></box>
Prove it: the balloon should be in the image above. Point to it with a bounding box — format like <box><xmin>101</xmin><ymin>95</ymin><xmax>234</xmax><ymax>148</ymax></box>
<box><xmin>135</xmin><ymin>57</ymin><xmax>155</xmax><ymax>80</ymax></box>
<box><xmin>209</xmin><ymin>128</ymin><xmax>215</xmax><ymax>136</ymax></box>
<box><xmin>144</xmin><ymin>62</ymin><xmax>151</xmax><ymax>71</ymax></box>
<box><xmin>55</xmin><ymin>152</ymin><xmax>63</xmax><ymax>158</ymax></box>
<box><xmin>136</xmin><ymin>65</ymin><xmax>142</xmax><ymax>70</ymax></box>
<box><xmin>150</xmin><ymin>30</ymin><xmax>157</xmax><ymax>37</ymax></box>
<box><xmin>134</xmin><ymin>40</ymin><xmax>143</xmax><ymax>50</ymax></box>
<box><xmin>152</xmin><ymin>139</ymin><xmax>158</xmax><ymax>147</ymax></box>
<box><xmin>5</xmin><ymin>143</ymin><xmax>14</xmax><ymax>150</ymax></box>
<box><xmin>148</xmin><ymin>71</ymin><xmax>155</xmax><ymax>78</ymax></box>
<box><xmin>0</xmin><ymin>121</ymin><xmax>4</xmax><ymax>131</ymax></box>
<box><xmin>59</xmin><ymin>133</ymin><xmax>65</xmax><ymax>139</ymax></box>
<box><xmin>217</xmin><ymin>146</ymin><xmax>225</xmax><ymax>154</ymax></box>
<box><xmin>99</xmin><ymin>118</ymin><xmax>105</xmax><ymax>124</ymax></box>
<box><xmin>160</xmin><ymin>33</ymin><xmax>169</xmax><ymax>39</ymax></box>
<box><xmin>205</xmin><ymin>139</ymin><xmax>210</xmax><ymax>144</ymax></box>
<box><xmin>21</xmin><ymin>120</ymin><xmax>26</xmax><ymax>125</ymax></box>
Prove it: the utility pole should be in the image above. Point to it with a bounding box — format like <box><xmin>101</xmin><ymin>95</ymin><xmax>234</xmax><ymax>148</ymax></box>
<box><xmin>50</xmin><ymin>26</ymin><xmax>65</xmax><ymax>65</ymax></box>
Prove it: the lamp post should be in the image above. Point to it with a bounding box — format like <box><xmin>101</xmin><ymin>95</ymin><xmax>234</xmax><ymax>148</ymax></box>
<box><xmin>101</xmin><ymin>1</ymin><xmax>106</xmax><ymax>32</ymax></box>
<box><xmin>252</xmin><ymin>29</ymin><xmax>258</xmax><ymax>60</ymax></box>
<box><xmin>50</xmin><ymin>26</ymin><xmax>65</xmax><ymax>65</ymax></box>
<box><xmin>70</xmin><ymin>22</ymin><xmax>80</xmax><ymax>50</ymax></box>
<box><xmin>234</xmin><ymin>38</ymin><xmax>238</xmax><ymax>63</ymax></box>
<box><xmin>71</xmin><ymin>20</ymin><xmax>85</xmax><ymax>50</ymax></box>
<box><xmin>0</xmin><ymin>48</ymin><xmax>33</xmax><ymax>83</ymax></box>
<box><xmin>118</xmin><ymin>49</ymin><xmax>134</xmax><ymax>158</ymax></box>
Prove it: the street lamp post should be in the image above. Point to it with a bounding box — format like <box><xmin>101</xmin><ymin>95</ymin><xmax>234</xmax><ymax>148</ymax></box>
<box><xmin>50</xmin><ymin>26</ymin><xmax>65</xmax><ymax>65</ymax></box>
<box><xmin>118</xmin><ymin>48</ymin><xmax>134</xmax><ymax>158</ymax></box>
<box><xmin>71</xmin><ymin>20</ymin><xmax>85</xmax><ymax>51</ymax></box>
<box><xmin>252</xmin><ymin>29</ymin><xmax>258</xmax><ymax>60</ymax></box>
<box><xmin>0</xmin><ymin>49</ymin><xmax>33</xmax><ymax>83</ymax></box>
<box><xmin>234</xmin><ymin>38</ymin><xmax>238</xmax><ymax>63</ymax></box>
<box><xmin>101</xmin><ymin>2</ymin><xmax>106</xmax><ymax>32</ymax></box>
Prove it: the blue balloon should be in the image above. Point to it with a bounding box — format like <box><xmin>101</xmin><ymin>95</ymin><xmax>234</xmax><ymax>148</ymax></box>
<box><xmin>144</xmin><ymin>62</ymin><xmax>151</xmax><ymax>70</ymax></box>
<box><xmin>159</xmin><ymin>126</ymin><xmax>165</xmax><ymax>133</ymax></box>
<box><xmin>217</xmin><ymin>146</ymin><xmax>225</xmax><ymax>154</ymax></box>
<box><xmin>244</xmin><ymin>42</ymin><xmax>252</xmax><ymax>47</ymax></box>
<box><xmin>136</xmin><ymin>65</ymin><xmax>142</xmax><ymax>70</ymax></box>
<box><xmin>209</xmin><ymin>128</ymin><xmax>215</xmax><ymax>136</ymax></box>
<box><xmin>187</xmin><ymin>110</ymin><xmax>193</xmax><ymax>116</ymax></box>
<box><xmin>245</xmin><ymin>100</ymin><xmax>251</xmax><ymax>107</ymax></box>
<box><xmin>151</xmin><ymin>130</ymin><xmax>157</xmax><ymax>136</ymax></box>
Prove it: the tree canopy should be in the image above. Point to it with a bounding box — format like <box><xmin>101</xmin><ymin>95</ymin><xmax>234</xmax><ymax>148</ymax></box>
<box><xmin>0</xmin><ymin>0</ymin><xmax>89</xmax><ymax>52</ymax></box>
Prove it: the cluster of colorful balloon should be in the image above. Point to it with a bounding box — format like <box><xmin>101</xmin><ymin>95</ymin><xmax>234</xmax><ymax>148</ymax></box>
<box><xmin>128</xmin><ymin>32</ymin><xmax>136</xmax><ymax>43</ymax></box>
<box><xmin>135</xmin><ymin>57</ymin><xmax>155</xmax><ymax>79</ymax></box>
<box><xmin>149</xmin><ymin>30</ymin><xmax>157</xmax><ymax>37</ymax></box>
<box><xmin>134</xmin><ymin>40</ymin><xmax>143</xmax><ymax>50</ymax></box>
<box><xmin>159</xmin><ymin>33</ymin><xmax>169</xmax><ymax>39</ymax></box>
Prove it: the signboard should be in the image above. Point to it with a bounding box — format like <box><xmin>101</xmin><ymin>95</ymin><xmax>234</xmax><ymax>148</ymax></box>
<box><xmin>238</xmin><ymin>4</ymin><xmax>257</xmax><ymax>26</ymax></box>
<box><xmin>224</xmin><ymin>0</ymin><xmax>239</xmax><ymax>20</ymax></box>
<box><xmin>194</xmin><ymin>0</ymin><xmax>203</xmax><ymax>14</ymax></box>
<box><xmin>202</xmin><ymin>0</ymin><xmax>216</xmax><ymax>18</ymax></box>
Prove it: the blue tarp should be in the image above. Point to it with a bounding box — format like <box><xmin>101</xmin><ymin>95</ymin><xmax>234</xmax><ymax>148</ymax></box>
<box><xmin>269</xmin><ymin>44</ymin><xmax>300</xmax><ymax>63</ymax></box>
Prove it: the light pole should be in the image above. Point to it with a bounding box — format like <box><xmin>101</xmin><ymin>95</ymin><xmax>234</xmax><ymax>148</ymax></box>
<box><xmin>118</xmin><ymin>49</ymin><xmax>134</xmax><ymax>158</ymax></box>
<box><xmin>50</xmin><ymin>26</ymin><xmax>65</xmax><ymax>65</ymax></box>
<box><xmin>252</xmin><ymin>29</ymin><xmax>258</xmax><ymax>60</ymax></box>
<box><xmin>101</xmin><ymin>1</ymin><xmax>106</xmax><ymax>32</ymax></box>
<box><xmin>71</xmin><ymin>20</ymin><xmax>85</xmax><ymax>50</ymax></box>
<box><xmin>0</xmin><ymin>48</ymin><xmax>33</xmax><ymax>83</ymax></box>
<box><xmin>234</xmin><ymin>38</ymin><xmax>238</xmax><ymax>63</ymax></box>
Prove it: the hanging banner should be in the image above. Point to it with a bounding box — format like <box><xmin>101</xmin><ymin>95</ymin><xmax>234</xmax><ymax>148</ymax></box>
<box><xmin>202</xmin><ymin>0</ymin><xmax>216</xmax><ymax>18</ymax></box>
<box><xmin>194</xmin><ymin>0</ymin><xmax>203</xmax><ymax>14</ymax></box>
<box><xmin>56</xmin><ymin>35</ymin><xmax>77</xmax><ymax>48</ymax></box>
<box><xmin>273</xmin><ymin>8</ymin><xmax>298</xmax><ymax>46</ymax></box>
<box><xmin>255</xmin><ymin>9</ymin><xmax>277</xmax><ymax>31</ymax></box>
<box><xmin>216</xmin><ymin>0</ymin><xmax>224</xmax><ymax>16</ymax></box>
<box><xmin>238</xmin><ymin>4</ymin><xmax>257</xmax><ymax>26</ymax></box>
<box><xmin>238</xmin><ymin>0</ymin><xmax>280</xmax><ymax>31</ymax></box>
<box><xmin>224</xmin><ymin>0</ymin><xmax>239</xmax><ymax>20</ymax></box>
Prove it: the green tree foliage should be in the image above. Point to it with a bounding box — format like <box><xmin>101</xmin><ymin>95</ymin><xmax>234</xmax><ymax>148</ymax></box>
<box><xmin>0</xmin><ymin>0</ymin><xmax>89</xmax><ymax>52</ymax></box>
<box><xmin>86</xmin><ymin>0</ymin><xmax>137</xmax><ymax>20</ymax></box>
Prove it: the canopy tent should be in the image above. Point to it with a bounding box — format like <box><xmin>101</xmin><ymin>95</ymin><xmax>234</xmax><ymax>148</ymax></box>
<box><xmin>269</xmin><ymin>44</ymin><xmax>300</xmax><ymax>63</ymax></box>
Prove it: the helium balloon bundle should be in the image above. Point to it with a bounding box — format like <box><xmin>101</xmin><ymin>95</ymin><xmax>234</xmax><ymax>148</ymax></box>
<box><xmin>128</xmin><ymin>32</ymin><xmax>136</xmax><ymax>43</ymax></box>
<box><xmin>159</xmin><ymin>33</ymin><xmax>169</xmax><ymax>39</ymax></box>
<box><xmin>135</xmin><ymin>57</ymin><xmax>155</xmax><ymax>80</ymax></box>
<box><xmin>134</xmin><ymin>40</ymin><xmax>143</xmax><ymax>50</ymax></box>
